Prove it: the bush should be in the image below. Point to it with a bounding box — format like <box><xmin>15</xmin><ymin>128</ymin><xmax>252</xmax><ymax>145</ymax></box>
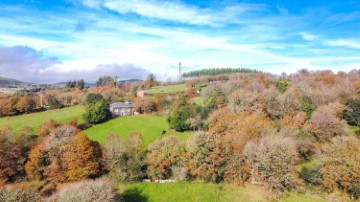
<box><xmin>0</xmin><ymin>186</ymin><xmax>42</xmax><ymax>202</ymax></box>
<box><xmin>343</xmin><ymin>99</ymin><xmax>360</xmax><ymax>127</ymax></box>
<box><xmin>55</xmin><ymin>179</ymin><xmax>118</xmax><ymax>202</ymax></box>
<box><xmin>146</xmin><ymin>136</ymin><xmax>185</xmax><ymax>180</ymax></box>
<box><xmin>296</xmin><ymin>139</ymin><xmax>319</xmax><ymax>161</ymax></box>
<box><xmin>223</xmin><ymin>152</ymin><xmax>251</xmax><ymax>185</ymax></box>
<box><xmin>85</xmin><ymin>93</ymin><xmax>104</xmax><ymax>105</ymax></box>
<box><xmin>350</xmin><ymin>183</ymin><xmax>360</xmax><ymax>200</ymax></box>
<box><xmin>186</xmin><ymin>133</ymin><xmax>229</xmax><ymax>182</ymax></box>
<box><xmin>83</xmin><ymin>100</ymin><xmax>109</xmax><ymax>124</ymax></box>
<box><xmin>275</xmin><ymin>79</ymin><xmax>289</xmax><ymax>93</ymax></box>
<box><xmin>301</xmin><ymin>98</ymin><xmax>315</xmax><ymax>117</ymax></box>
<box><xmin>306</xmin><ymin>105</ymin><xmax>348</xmax><ymax>142</ymax></box>
<box><xmin>168</xmin><ymin>105</ymin><xmax>194</xmax><ymax>132</ymax></box>
<box><xmin>244</xmin><ymin>135</ymin><xmax>304</xmax><ymax>192</ymax></box>
<box><xmin>38</xmin><ymin>120</ymin><xmax>60</xmax><ymax>138</ymax></box>
<box><xmin>320</xmin><ymin>135</ymin><xmax>360</xmax><ymax>196</ymax></box>
<box><xmin>103</xmin><ymin>133</ymin><xmax>146</xmax><ymax>182</ymax></box>
<box><xmin>47</xmin><ymin>96</ymin><xmax>63</xmax><ymax>109</ymax></box>
<box><xmin>0</xmin><ymin>130</ymin><xmax>21</xmax><ymax>184</ymax></box>
<box><xmin>300</xmin><ymin>167</ymin><xmax>322</xmax><ymax>185</ymax></box>
<box><xmin>25</xmin><ymin>145</ymin><xmax>46</xmax><ymax>181</ymax></box>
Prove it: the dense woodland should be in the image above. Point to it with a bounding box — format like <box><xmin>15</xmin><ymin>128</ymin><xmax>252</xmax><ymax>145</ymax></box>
<box><xmin>0</xmin><ymin>69</ymin><xmax>360</xmax><ymax>201</ymax></box>
<box><xmin>182</xmin><ymin>67</ymin><xmax>260</xmax><ymax>78</ymax></box>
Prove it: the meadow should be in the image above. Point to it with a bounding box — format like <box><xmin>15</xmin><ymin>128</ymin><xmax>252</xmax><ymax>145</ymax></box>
<box><xmin>85</xmin><ymin>114</ymin><xmax>192</xmax><ymax>144</ymax></box>
<box><xmin>0</xmin><ymin>88</ymin><xmax>21</xmax><ymax>95</ymax></box>
<box><xmin>118</xmin><ymin>182</ymin><xmax>325</xmax><ymax>202</ymax></box>
<box><xmin>146</xmin><ymin>84</ymin><xmax>187</xmax><ymax>94</ymax></box>
<box><xmin>0</xmin><ymin>105</ymin><xmax>85</xmax><ymax>132</ymax></box>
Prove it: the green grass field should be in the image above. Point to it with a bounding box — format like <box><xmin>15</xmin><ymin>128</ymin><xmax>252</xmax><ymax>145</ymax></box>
<box><xmin>0</xmin><ymin>105</ymin><xmax>85</xmax><ymax>132</ymax></box>
<box><xmin>146</xmin><ymin>84</ymin><xmax>187</xmax><ymax>94</ymax></box>
<box><xmin>119</xmin><ymin>182</ymin><xmax>325</xmax><ymax>202</ymax></box>
<box><xmin>190</xmin><ymin>97</ymin><xmax>205</xmax><ymax>106</ymax></box>
<box><xmin>85</xmin><ymin>115</ymin><xmax>191</xmax><ymax>144</ymax></box>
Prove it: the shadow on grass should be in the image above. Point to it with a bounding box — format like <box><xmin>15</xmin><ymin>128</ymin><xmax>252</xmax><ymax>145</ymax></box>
<box><xmin>122</xmin><ymin>187</ymin><xmax>148</xmax><ymax>202</ymax></box>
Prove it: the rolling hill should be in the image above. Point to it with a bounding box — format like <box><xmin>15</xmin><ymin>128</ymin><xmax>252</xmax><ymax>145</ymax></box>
<box><xmin>0</xmin><ymin>76</ymin><xmax>33</xmax><ymax>87</ymax></box>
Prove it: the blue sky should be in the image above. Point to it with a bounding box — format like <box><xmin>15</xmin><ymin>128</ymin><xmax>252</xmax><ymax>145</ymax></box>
<box><xmin>0</xmin><ymin>0</ymin><xmax>359</xmax><ymax>83</ymax></box>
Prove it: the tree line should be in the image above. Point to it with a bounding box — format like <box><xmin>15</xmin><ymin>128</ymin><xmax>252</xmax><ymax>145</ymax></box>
<box><xmin>182</xmin><ymin>67</ymin><xmax>261</xmax><ymax>78</ymax></box>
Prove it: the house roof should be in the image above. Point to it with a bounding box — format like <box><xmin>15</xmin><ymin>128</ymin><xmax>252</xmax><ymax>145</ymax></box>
<box><xmin>110</xmin><ymin>102</ymin><xmax>134</xmax><ymax>108</ymax></box>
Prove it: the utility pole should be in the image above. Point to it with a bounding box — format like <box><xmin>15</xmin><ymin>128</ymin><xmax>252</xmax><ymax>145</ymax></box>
<box><xmin>178</xmin><ymin>62</ymin><xmax>182</xmax><ymax>81</ymax></box>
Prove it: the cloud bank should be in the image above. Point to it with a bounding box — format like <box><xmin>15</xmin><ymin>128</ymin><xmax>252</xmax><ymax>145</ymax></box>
<box><xmin>0</xmin><ymin>46</ymin><xmax>149</xmax><ymax>83</ymax></box>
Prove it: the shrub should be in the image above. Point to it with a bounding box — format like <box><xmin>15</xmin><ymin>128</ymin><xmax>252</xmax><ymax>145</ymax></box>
<box><xmin>25</xmin><ymin>145</ymin><xmax>46</xmax><ymax>181</ymax></box>
<box><xmin>301</xmin><ymin>97</ymin><xmax>315</xmax><ymax>117</ymax></box>
<box><xmin>0</xmin><ymin>131</ymin><xmax>21</xmax><ymax>184</ymax></box>
<box><xmin>279</xmin><ymin>112</ymin><xmax>307</xmax><ymax>130</ymax></box>
<box><xmin>350</xmin><ymin>183</ymin><xmax>360</xmax><ymax>200</ymax></box>
<box><xmin>103</xmin><ymin>133</ymin><xmax>146</xmax><ymax>182</ymax></box>
<box><xmin>168</xmin><ymin>105</ymin><xmax>194</xmax><ymax>132</ymax></box>
<box><xmin>244</xmin><ymin>135</ymin><xmax>304</xmax><ymax>192</ymax></box>
<box><xmin>223</xmin><ymin>152</ymin><xmax>251</xmax><ymax>185</ymax></box>
<box><xmin>300</xmin><ymin>167</ymin><xmax>322</xmax><ymax>185</ymax></box>
<box><xmin>55</xmin><ymin>179</ymin><xmax>118</xmax><ymax>202</ymax></box>
<box><xmin>208</xmin><ymin>109</ymin><xmax>273</xmax><ymax>152</ymax></box>
<box><xmin>275</xmin><ymin>79</ymin><xmax>289</xmax><ymax>93</ymax></box>
<box><xmin>133</xmin><ymin>97</ymin><xmax>157</xmax><ymax>114</ymax></box>
<box><xmin>296</xmin><ymin>139</ymin><xmax>319</xmax><ymax>161</ymax></box>
<box><xmin>0</xmin><ymin>186</ymin><xmax>42</xmax><ymax>202</ymax></box>
<box><xmin>43</xmin><ymin>124</ymin><xmax>78</xmax><ymax>149</ymax></box>
<box><xmin>85</xmin><ymin>93</ymin><xmax>104</xmax><ymax>105</ymax></box>
<box><xmin>47</xmin><ymin>96</ymin><xmax>63</xmax><ymax>109</ymax></box>
<box><xmin>40</xmin><ymin>182</ymin><xmax>56</xmax><ymax>197</ymax></box>
<box><xmin>320</xmin><ymin>135</ymin><xmax>360</xmax><ymax>196</ymax></box>
<box><xmin>146</xmin><ymin>136</ymin><xmax>185</xmax><ymax>180</ymax></box>
<box><xmin>306</xmin><ymin>105</ymin><xmax>348</xmax><ymax>142</ymax></box>
<box><xmin>103</xmin><ymin>135</ymin><xmax>126</xmax><ymax>171</ymax></box>
<box><xmin>343</xmin><ymin>99</ymin><xmax>360</xmax><ymax>127</ymax></box>
<box><xmin>186</xmin><ymin>133</ymin><xmax>229</xmax><ymax>182</ymax></box>
<box><xmin>264</xmin><ymin>88</ymin><xmax>300</xmax><ymax>119</ymax></box>
<box><xmin>228</xmin><ymin>89</ymin><xmax>265</xmax><ymax>114</ymax></box>
<box><xmin>38</xmin><ymin>120</ymin><xmax>60</xmax><ymax>138</ymax></box>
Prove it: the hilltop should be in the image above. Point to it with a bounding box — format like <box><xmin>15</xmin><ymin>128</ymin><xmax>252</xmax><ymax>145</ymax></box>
<box><xmin>0</xmin><ymin>76</ymin><xmax>33</xmax><ymax>88</ymax></box>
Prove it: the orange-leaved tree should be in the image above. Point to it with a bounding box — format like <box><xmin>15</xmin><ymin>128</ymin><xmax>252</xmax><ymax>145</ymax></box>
<box><xmin>62</xmin><ymin>132</ymin><xmax>102</xmax><ymax>181</ymax></box>
<box><xmin>25</xmin><ymin>145</ymin><xmax>47</xmax><ymax>181</ymax></box>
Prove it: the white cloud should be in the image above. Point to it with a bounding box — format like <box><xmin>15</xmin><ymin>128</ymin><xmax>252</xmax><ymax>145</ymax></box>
<box><xmin>300</xmin><ymin>32</ymin><xmax>319</xmax><ymax>41</ymax></box>
<box><xmin>0</xmin><ymin>45</ymin><xmax>150</xmax><ymax>83</ymax></box>
<box><xmin>325</xmin><ymin>39</ymin><xmax>360</xmax><ymax>49</ymax></box>
<box><xmin>78</xmin><ymin>0</ymin><xmax>265</xmax><ymax>26</ymax></box>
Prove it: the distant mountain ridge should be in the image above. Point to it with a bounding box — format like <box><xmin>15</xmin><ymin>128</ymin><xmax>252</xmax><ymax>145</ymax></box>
<box><xmin>0</xmin><ymin>77</ymin><xmax>144</xmax><ymax>88</ymax></box>
<box><xmin>119</xmin><ymin>79</ymin><xmax>143</xmax><ymax>83</ymax></box>
<box><xmin>0</xmin><ymin>76</ymin><xmax>33</xmax><ymax>88</ymax></box>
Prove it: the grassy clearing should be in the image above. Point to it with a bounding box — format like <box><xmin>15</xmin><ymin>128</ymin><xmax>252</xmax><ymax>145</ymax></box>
<box><xmin>0</xmin><ymin>88</ymin><xmax>22</xmax><ymax>95</ymax></box>
<box><xmin>85</xmin><ymin>115</ymin><xmax>191</xmax><ymax>145</ymax></box>
<box><xmin>118</xmin><ymin>182</ymin><xmax>325</xmax><ymax>202</ymax></box>
<box><xmin>283</xmin><ymin>193</ymin><xmax>325</xmax><ymax>202</ymax></box>
<box><xmin>146</xmin><ymin>84</ymin><xmax>187</xmax><ymax>94</ymax></box>
<box><xmin>119</xmin><ymin>182</ymin><xmax>266</xmax><ymax>202</ymax></box>
<box><xmin>0</xmin><ymin>105</ymin><xmax>85</xmax><ymax>132</ymax></box>
<box><xmin>350</xmin><ymin>126</ymin><xmax>360</xmax><ymax>134</ymax></box>
<box><xmin>190</xmin><ymin>97</ymin><xmax>204</xmax><ymax>106</ymax></box>
<box><xmin>296</xmin><ymin>159</ymin><xmax>318</xmax><ymax>172</ymax></box>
